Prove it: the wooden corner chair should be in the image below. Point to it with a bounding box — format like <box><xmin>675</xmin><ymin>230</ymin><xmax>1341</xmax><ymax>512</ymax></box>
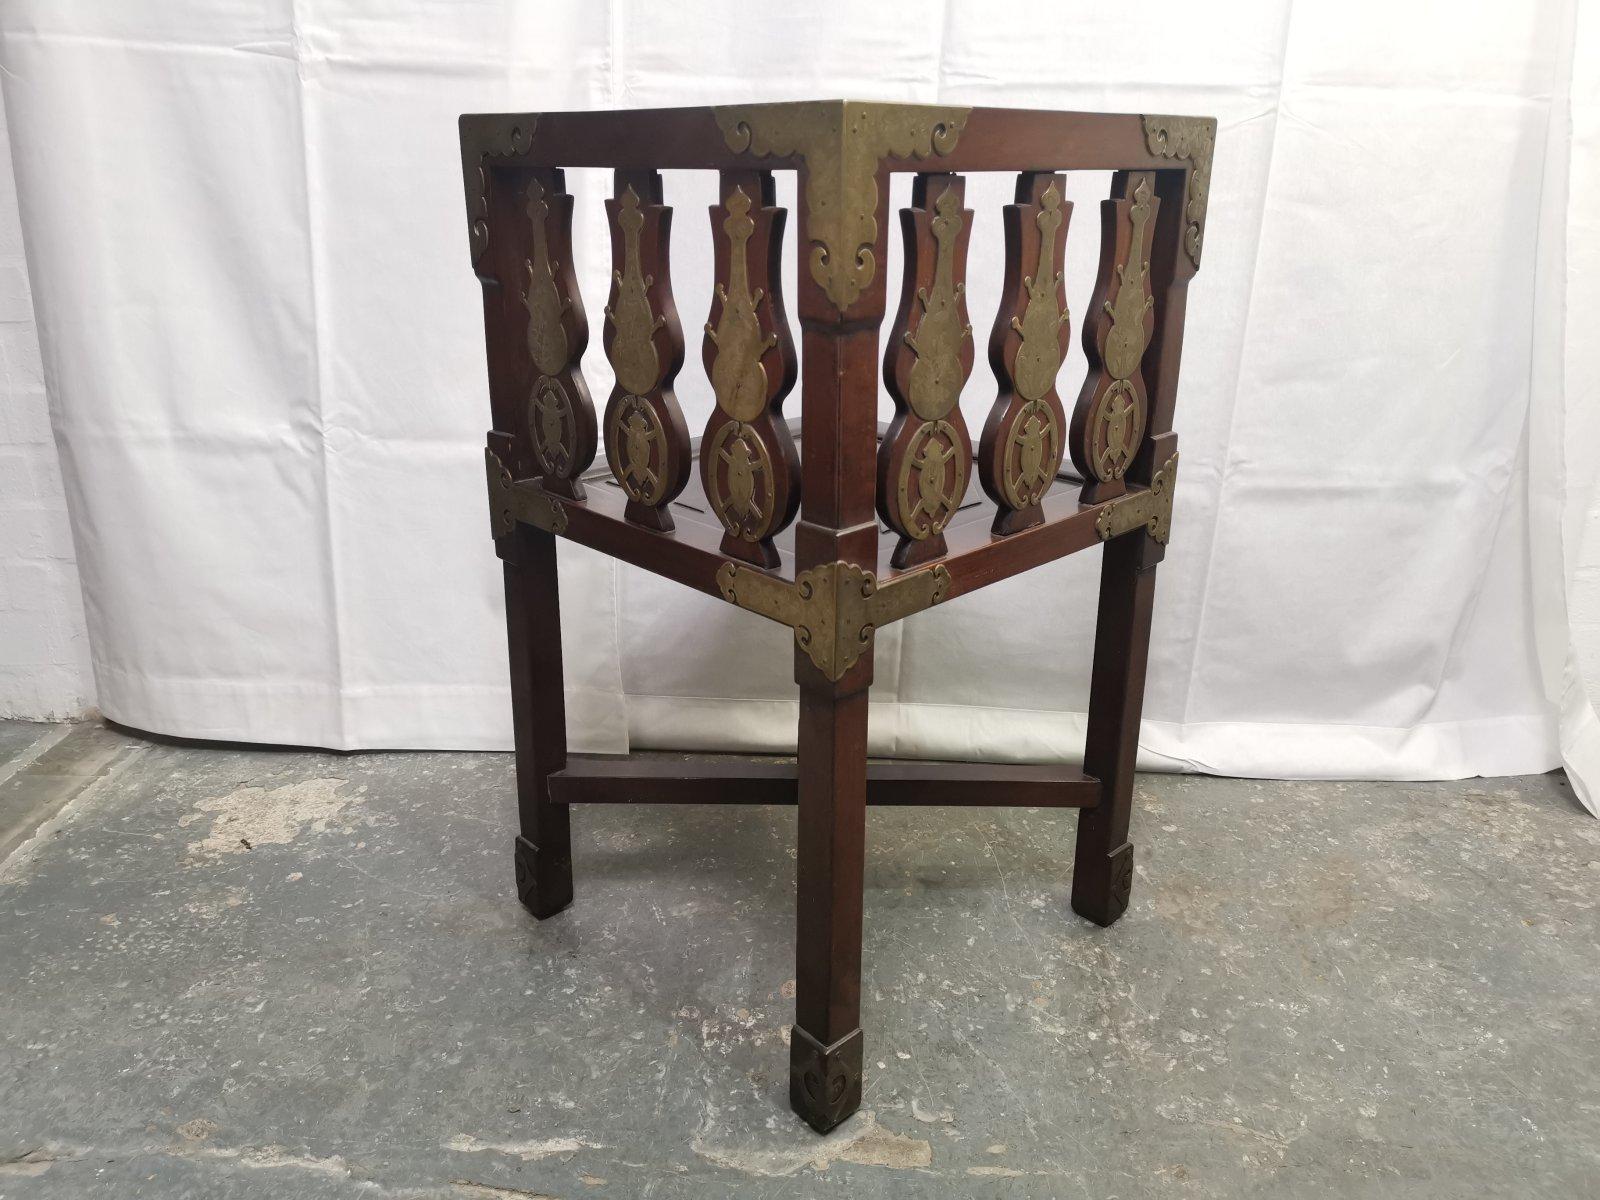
<box><xmin>462</xmin><ymin>100</ymin><xmax>1213</xmax><ymax>1133</ymax></box>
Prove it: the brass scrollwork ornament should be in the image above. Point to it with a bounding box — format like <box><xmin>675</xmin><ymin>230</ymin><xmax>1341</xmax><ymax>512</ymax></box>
<box><xmin>461</xmin><ymin>115</ymin><xmax>535</xmax><ymax>268</ymax></box>
<box><xmin>520</xmin><ymin>172</ymin><xmax>596</xmax><ymax>498</ymax></box>
<box><xmin>602</xmin><ymin>174</ymin><xmax>689</xmax><ymax>530</ymax></box>
<box><xmin>701</xmin><ymin>173</ymin><xmax>799</xmax><ymax>568</ymax></box>
<box><xmin>879</xmin><ymin>174</ymin><xmax>974</xmax><ymax>569</ymax></box>
<box><xmin>980</xmin><ymin>173</ymin><xmax>1072</xmax><ymax>534</ymax></box>
<box><xmin>1071</xmin><ymin>173</ymin><xmax>1158</xmax><ymax>503</ymax></box>
<box><xmin>714</xmin><ymin>101</ymin><xmax>970</xmax><ymax>313</ymax></box>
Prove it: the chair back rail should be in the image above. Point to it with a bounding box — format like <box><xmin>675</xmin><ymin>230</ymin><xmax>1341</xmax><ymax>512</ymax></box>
<box><xmin>465</xmin><ymin>101</ymin><xmax>1212</xmax><ymax>578</ymax></box>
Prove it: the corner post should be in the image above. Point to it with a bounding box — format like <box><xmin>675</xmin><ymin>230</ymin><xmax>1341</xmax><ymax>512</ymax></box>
<box><xmin>464</xmin><ymin>116</ymin><xmax>574</xmax><ymax>918</ymax></box>
<box><xmin>1072</xmin><ymin>133</ymin><xmax>1205</xmax><ymax>926</ymax></box>
<box><xmin>787</xmin><ymin>107</ymin><xmax>886</xmax><ymax>1135</ymax></box>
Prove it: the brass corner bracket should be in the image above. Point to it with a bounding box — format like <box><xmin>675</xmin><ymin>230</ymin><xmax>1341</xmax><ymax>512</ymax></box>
<box><xmin>486</xmin><ymin>447</ymin><xmax>568</xmax><ymax>538</ymax></box>
<box><xmin>1141</xmin><ymin>115</ymin><xmax>1214</xmax><ymax>269</ymax></box>
<box><xmin>1095</xmin><ymin>453</ymin><xmax>1178</xmax><ymax>544</ymax></box>
<box><xmin>713</xmin><ymin>101</ymin><xmax>970</xmax><ymax>312</ymax></box>
<box><xmin>717</xmin><ymin>559</ymin><xmax>952</xmax><ymax>681</ymax></box>
<box><xmin>463</xmin><ymin>115</ymin><xmax>538</xmax><ymax>267</ymax></box>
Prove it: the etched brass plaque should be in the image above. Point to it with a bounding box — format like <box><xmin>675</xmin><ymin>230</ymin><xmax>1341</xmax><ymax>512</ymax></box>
<box><xmin>528</xmin><ymin>375</ymin><xmax>576</xmax><ymax>478</ymax></box>
<box><xmin>605</xmin><ymin>187</ymin><xmax>666</xmax><ymax>396</ymax></box>
<box><xmin>706</xmin><ymin>187</ymin><xmax>778</xmax><ymax>423</ymax></box>
<box><xmin>1001</xmin><ymin>399</ymin><xmax>1060</xmax><ymax>510</ymax></box>
<box><xmin>904</xmin><ymin>184</ymin><xmax>971</xmax><ymax>422</ymax></box>
<box><xmin>706</xmin><ymin>420</ymin><xmax>774</xmax><ymax>540</ymax></box>
<box><xmin>1010</xmin><ymin>183</ymin><xmax>1068</xmax><ymax>404</ymax></box>
<box><xmin>607</xmin><ymin>394</ymin><xmax>669</xmax><ymax>505</ymax></box>
<box><xmin>522</xmin><ymin>178</ymin><xmax>571</xmax><ymax>376</ymax></box>
<box><xmin>1102</xmin><ymin>178</ymin><xmax>1155</xmax><ymax>382</ymax></box>
<box><xmin>896</xmin><ymin>419</ymin><xmax>966</xmax><ymax>539</ymax></box>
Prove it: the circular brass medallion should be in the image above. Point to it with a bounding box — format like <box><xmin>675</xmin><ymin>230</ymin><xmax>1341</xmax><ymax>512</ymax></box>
<box><xmin>606</xmin><ymin>394</ymin><xmax>668</xmax><ymax>504</ymax></box>
<box><xmin>1088</xmin><ymin>379</ymin><xmax>1144</xmax><ymax>482</ymax></box>
<box><xmin>706</xmin><ymin>421</ymin><xmax>774</xmax><ymax>541</ymax></box>
<box><xmin>1001</xmin><ymin>399</ymin><xmax>1060</xmax><ymax>509</ymax></box>
<box><xmin>528</xmin><ymin>375</ymin><xmax>576</xmax><ymax>477</ymax></box>
<box><xmin>896</xmin><ymin>419</ymin><xmax>966</xmax><ymax>539</ymax></box>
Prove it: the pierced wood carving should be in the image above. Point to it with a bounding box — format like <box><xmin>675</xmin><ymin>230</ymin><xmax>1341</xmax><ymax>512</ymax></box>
<box><xmin>521</xmin><ymin>172</ymin><xmax>597</xmax><ymax>499</ymax></box>
<box><xmin>602</xmin><ymin>172</ymin><xmax>690</xmax><ymax>530</ymax></box>
<box><xmin>715</xmin><ymin>101</ymin><xmax>970</xmax><ymax>313</ymax></box>
<box><xmin>979</xmin><ymin>173</ymin><xmax>1073</xmax><ymax>535</ymax></box>
<box><xmin>878</xmin><ymin>175</ymin><xmax>974</xmax><ymax>569</ymax></box>
<box><xmin>1071</xmin><ymin>172</ymin><xmax>1158</xmax><ymax>503</ymax></box>
<box><xmin>702</xmin><ymin>172</ymin><xmax>799</xmax><ymax>568</ymax></box>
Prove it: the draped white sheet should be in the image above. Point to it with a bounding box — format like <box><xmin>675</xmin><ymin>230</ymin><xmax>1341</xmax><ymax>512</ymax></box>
<box><xmin>3</xmin><ymin>1</ymin><xmax>1595</xmax><ymax>808</ymax></box>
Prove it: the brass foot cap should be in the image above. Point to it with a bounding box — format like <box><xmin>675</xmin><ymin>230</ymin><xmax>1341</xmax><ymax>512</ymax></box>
<box><xmin>789</xmin><ymin>1025</ymin><xmax>863</xmax><ymax>1134</ymax></box>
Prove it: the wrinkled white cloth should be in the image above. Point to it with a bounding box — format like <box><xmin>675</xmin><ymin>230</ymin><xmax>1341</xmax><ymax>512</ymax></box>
<box><xmin>2</xmin><ymin>1</ymin><xmax>1595</xmax><ymax>809</ymax></box>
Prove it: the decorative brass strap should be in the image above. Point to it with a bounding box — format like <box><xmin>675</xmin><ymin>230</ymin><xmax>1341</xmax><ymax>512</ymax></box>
<box><xmin>1094</xmin><ymin>452</ymin><xmax>1177</xmax><ymax>544</ymax></box>
<box><xmin>486</xmin><ymin>447</ymin><xmax>568</xmax><ymax>537</ymax></box>
<box><xmin>717</xmin><ymin>560</ymin><xmax>951</xmax><ymax>681</ymax></box>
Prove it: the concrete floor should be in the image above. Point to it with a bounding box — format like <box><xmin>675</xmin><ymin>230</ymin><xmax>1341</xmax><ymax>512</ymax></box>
<box><xmin>0</xmin><ymin>720</ymin><xmax>1597</xmax><ymax>1199</ymax></box>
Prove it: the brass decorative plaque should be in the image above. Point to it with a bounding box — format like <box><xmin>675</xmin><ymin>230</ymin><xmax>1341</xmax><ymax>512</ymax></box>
<box><xmin>1091</xmin><ymin>177</ymin><xmax>1155</xmax><ymax>481</ymax></box>
<box><xmin>706</xmin><ymin>421</ymin><xmax>774</xmax><ymax>539</ymax></box>
<box><xmin>522</xmin><ymin>178</ymin><xmax>571</xmax><ymax>376</ymax></box>
<box><xmin>706</xmin><ymin>187</ymin><xmax>778</xmax><ymax>423</ymax></box>
<box><xmin>462</xmin><ymin>116</ymin><xmax>536</xmax><ymax>267</ymax></box>
<box><xmin>1095</xmin><ymin>452</ymin><xmax>1178</xmax><ymax>544</ymax></box>
<box><xmin>714</xmin><ymin>101</ymin><xmax>970</xmax><ymax>311</ymax></box>
<box><xmin>1000</xmin><ymin>399</ymin><xmax>1059</xmax><ymax>510</ymax></box>
<box><xmin>896</xmin><ymin>419</ymin><xmax>966</xmax><ymax>539</ymax></box>
<box><xmin>528</xmin><ymin>376</ymin><xmax>576</xmax><ymax>478</ymax></box>
<box><xmin>1141</xmin><ymin>115</ymin><xmax>1215</xmax><ymax>268</ymax></box>
<box><xmin>718</xmin><ymin>560</ymin><xmax>951</xmax><ymax>681</ymax></box>
<box><xmin>607</xmin><ymin>393</ymin><xmax>669</xmax><ymax>505</ymax></box>
<box><xmin>1102</xmin><ymin>178</ymin><xmax>1155</xmax><ymax>381</ymax></box>
<box><xmin>1009</xmin><ymin>183</ymin><xmax>1069</xmax><ymax>405</ymax></box>
<box><xmin>605</xmin><ymin>187</ymin><xmax>667</xmax><ymax>396</ymax></box>
<box><xmin>903</xmin><ymin>184</ymin><xmax>971</xmax><ymax>422</ymax></box>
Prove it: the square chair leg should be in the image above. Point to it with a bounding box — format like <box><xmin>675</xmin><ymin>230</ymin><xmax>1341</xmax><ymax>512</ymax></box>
<box><xmin>504</xmin><ymin>526</ymin><xmax>574</xmax><ymax>919</ymax></box>
<box><xmin>789</xmin><ymin>680</ymin><xmax>870</xmax><ymax>1132</ymax></box>
<box><xmin>1072</xmin><ymin>533</ymin><xmax>1158</xmax><ymax>927</ymax></box>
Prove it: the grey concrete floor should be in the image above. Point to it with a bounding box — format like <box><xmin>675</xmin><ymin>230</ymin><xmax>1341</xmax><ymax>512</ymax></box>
<box><xmin>0</xmin><ymin>720</ymin><xmax>1597</xmax><ymax>1199</ymax></box>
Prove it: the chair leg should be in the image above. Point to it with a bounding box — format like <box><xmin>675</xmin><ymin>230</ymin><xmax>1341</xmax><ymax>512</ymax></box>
<box><xmin>789</xmin><ymin>679</ymin><xmax>869</xmax><ymax>1134</ymax></box>
<box><xmin>1072</xmin><ymin>533</ymin><xmax>1158</xmax><ymax>927</ymax></box>
<box><xmin>504</xmin><ymin>525</ymin><xmax>573</xmax><ymax>919</ymax></box>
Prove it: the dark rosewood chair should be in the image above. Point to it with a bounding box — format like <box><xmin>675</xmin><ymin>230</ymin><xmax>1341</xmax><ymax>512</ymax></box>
<box><xmin>463</xmin><ymin>100</ymin><xmax>1213</xmax><ymax>1133</ymax></box>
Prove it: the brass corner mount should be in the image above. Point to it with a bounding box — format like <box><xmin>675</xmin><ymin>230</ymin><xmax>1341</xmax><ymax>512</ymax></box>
<box><xmin>713</xmin><ymin>101</ymin><xmax>971</xmax><ymax>312</ymax></box>
<box><xmin>1141</xmin><ymin>115</ymin><xmax>1214</xmax><ymax>269</ymax></box>
<box><xmin>486</xmin><ymin>447</ymin><xmax>568</xmax><ymax>538</ymax></box>
<box><xmin>1095</xmin><ymin>453</ymin><xmax>1178</xmax><ymax>544</ymax></box>
<box><xmin>718</xmin><ymin>559</ymin><xmax>951</xmax><ymax>681</ymax></box>
<box><xmin>463</xmin><ymin>115</ymin><xmax>538</xmax><ymax>267</ymax></box>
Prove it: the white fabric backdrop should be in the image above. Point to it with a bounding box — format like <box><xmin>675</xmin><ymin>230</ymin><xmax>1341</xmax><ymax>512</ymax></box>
<box><xmin>3</xmin><ymin>1</ymin><xmax>1596</xmax><ymax>808</ymax></box>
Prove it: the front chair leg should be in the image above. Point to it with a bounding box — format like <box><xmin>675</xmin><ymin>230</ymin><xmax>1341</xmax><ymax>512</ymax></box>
<box><xmin>789</xmin><ymin>674</ymin><xmax>870</xmax><ymax>1133</ymax></box>
<box><xmin>1072</xmin><ymin>532</ymin><xmax>1158</xmax><ymax>927</ymax></box>
<box><xmin>504</xmin><ymin>525</ymin><xmax>574</xmax><ymax>919</ymax></box>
